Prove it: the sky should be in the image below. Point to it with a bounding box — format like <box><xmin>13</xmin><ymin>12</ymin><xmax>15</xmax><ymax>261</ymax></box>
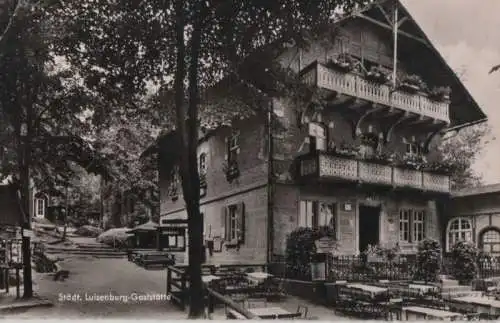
<box><xmin>403</xmin><ymin>0</ymin><xmax>500</xmax><ymax>185</ymax></box>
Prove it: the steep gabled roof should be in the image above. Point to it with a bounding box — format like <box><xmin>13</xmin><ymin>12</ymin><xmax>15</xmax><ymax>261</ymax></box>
<box><xmin>344</xmin><ymin>0</ymin><xmax>486</xmax><ymax>128</ymax></box>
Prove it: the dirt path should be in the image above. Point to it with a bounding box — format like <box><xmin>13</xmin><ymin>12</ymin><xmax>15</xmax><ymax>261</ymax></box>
<box><xmin>3</xmin><ymin>255</ymin><xmax>186</xmax><ymax>319</ymax></box>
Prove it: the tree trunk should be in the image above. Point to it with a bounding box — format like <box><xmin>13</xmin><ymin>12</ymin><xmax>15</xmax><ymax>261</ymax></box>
<box><xmin>172</xmin><ymin>0</ymin><xmax>205</xmax><ymax>318</ymax></box>
<box><xmin>185</xmin><ymin>2</ymin><xmax>205</xmax><ymax>317</ymax></box>
<box><xmin>20</xmin><ymin>116</ymin><xmax>33</xmax><ymax>299</ymax></box>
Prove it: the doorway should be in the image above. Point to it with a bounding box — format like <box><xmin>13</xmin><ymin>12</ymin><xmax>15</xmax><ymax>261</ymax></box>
<box><xmin>358</xmin><ymin>205</ymin><xmax>381</xmax><ymax>253</ymax></box>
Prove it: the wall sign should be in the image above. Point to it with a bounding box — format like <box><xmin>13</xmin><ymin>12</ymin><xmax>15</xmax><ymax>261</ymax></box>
<box><xmin>343</xmin><ymin>203</ymin><xmax>352</xmax><ymax>211</ymax></box>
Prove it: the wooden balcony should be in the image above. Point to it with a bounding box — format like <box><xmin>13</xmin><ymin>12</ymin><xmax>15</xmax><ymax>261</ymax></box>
<box><xmin>298</xmin><ymin>153</ymin><xmax>450</xmax><ymax>193</ymax></box>
<box><xmin>301</xmin><ymin>61</ymin><xmax>450</xmax><ymax>123</ymax></box>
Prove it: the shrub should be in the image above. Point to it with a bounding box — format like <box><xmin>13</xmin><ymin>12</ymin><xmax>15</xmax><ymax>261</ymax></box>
<box><xmin>450</xmin><ymin>241</ymin><xmax>478</xmax><ymax>283</ymax></box>
<box><xmin>285</xmin><ymin>226</ymin><xmax>336</xmax><ymax>280</ymax></box>
<box><xmin>413</xmin><ymin>238</ymin><xmax>441</xmax><ymax>283</ymax></box>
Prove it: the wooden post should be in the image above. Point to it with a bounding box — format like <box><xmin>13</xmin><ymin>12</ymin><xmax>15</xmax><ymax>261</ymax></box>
<box><xmin>15</xmin><ymin>267</ymin><xmax>20</xmax><ymax>298</ymax></box>
<box><xmin>180</xmin><ymin>273</ymin><xmax>186</xmax><ymax>311</ymax></box>
<box><xmin>166</xmin><ymin>267</ymin><xmax>172</xmax><ymax>295</ymax></box>
<box><xmin>392</xmin><ymin>3</ymin><xmax>399</xmax><ymax>88</ymax></box>
<box><xmin>5</xmin><ymin>268</ymin><xmax>8</xmax><ymax>293</ymax></box>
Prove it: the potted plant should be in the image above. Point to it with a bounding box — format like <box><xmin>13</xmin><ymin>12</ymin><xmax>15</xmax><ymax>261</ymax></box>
<box><xmin>413</xmin><ymin>239</ymin><xmax>442</xmax><ymax>283</ymax></box>
<box><xmin>450</xmin><ymin>241</ymin><xmax>478</xmax><ymax>284</ymax></box>
<box><xmin>399</xmin><ymin>74</ymin><xmax>425</xmax><ymax>93</ymax></box>
<box><xmin>358</xmin><ymin>132</ymin><xmax>379</xmax><ymax>158</ymax></box>
<box><xmin>393</xmin><ymin>153</ymin><xmax>427</xmax><ymax>170</ymax></box>
<box><xmin>422</xmin><ymin>160</ymin><xmax>455</xmax><ymax>175</ymax></box>
<box><xmin>365</xmin><ymin>65</ymin><xmax>389</xmax><ymax>84</ymax></box>
<box><xmin>364</xmin><ymin>151</ymin><xmax>395</xmax><ymax>165</ymax></box>
<box><xmin>428</xmin><ymin>86</ymin><xmax>451</xmax><ymax>102</ymax></box>
<box><xmin>333</xmin><ymin>142</ymin><xmax>359</xmax><ymax>158</ymax></box>
<box><xmin>326</xmin><ymin>53</ymin><xmax>356</xmax><ymax>72</ymax></box>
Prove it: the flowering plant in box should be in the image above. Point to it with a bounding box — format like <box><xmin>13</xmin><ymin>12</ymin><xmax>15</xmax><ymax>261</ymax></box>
<box><xmin>422</xmin><ymin>160</ymin><xmax>455</xmax><ymax>175</ymax></box>
<box><xmin>399</xmin><ymin>74</ymin><xmax>426</xmax><ymax>93</ymax></box>
<box><xmin>392</xmin><ymin>152</ymin><xmax>427</xmax><ymax>170</ymax></box>
<box><xmin>365</xmin><ymin>65</ymin><xmax>389</xmax><ymax>84</ymax></box>
<box><xmin>333</xmin><ymin>142</ymin><xmax>359</xmax><ymax>158</ymax></box>
<box><xmin>326</xmin><ymin>53</ymin><xmax>356</xmax><ymax>72</ymax></box>
<box><xmin>428</xmin><ymin>86</ymin><xmax>451</xmax><ymax>102</ymax></box>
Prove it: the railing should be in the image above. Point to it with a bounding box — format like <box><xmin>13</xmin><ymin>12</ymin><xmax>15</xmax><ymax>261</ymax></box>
<box><xmin>442</xmin><ymin>255</ymin><xmax>500</xmax><ymax>280</ymax></box>
<box><xmin>330</xmin><ymin>255</ymin><xmax>417</xmax><ymax>282</ymax></box>
<box><xmin>299</xmin><ymin>153</ymin><xmax>450</xmax><ymax>193</ymax></box>
<box><xmin>206</xmin><ymin>287</ymin><xmax>260</xmax><ymax>320</ymax></box>
<box><xmin>166</xmin><ymin>265</ymin><xmax>188</xmax><ymax>310</ymax></box>
<box><xmin>301</xmin><ymin>61</ymin><xmax>450</xmax><ymax>123</ymax></box>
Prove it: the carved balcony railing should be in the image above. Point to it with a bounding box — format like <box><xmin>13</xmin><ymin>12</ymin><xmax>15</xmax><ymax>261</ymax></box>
<box><xmin>301</xmin><ymin>61</ymin><xmax>450</xmax><ymax>123</ymax></box>
<box><xmin>298</xmin><ymin>152</ymin><xmax>450</xmax><ymax>193</ymax></box>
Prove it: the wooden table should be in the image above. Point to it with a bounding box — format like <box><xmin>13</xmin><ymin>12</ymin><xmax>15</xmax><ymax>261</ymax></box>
<box><xmin>202</xmin><ymin>275</ymin><xmax>221</xmax><ymax>283</ymax></box>
<box><xmin>246</xmin><ymin>272</ymin><xmax>273</xmax><ymax>285</ymax></box>
<box><xmin>343</xmin><ymin>283</ymin><xmax>389</xmax><ymax>300</ymax></box>
<box><xmin>248</xmin><ymin>306</ymin><xmax>294</xmax><ymax>319</ymax></box>
<box><xmin>448</xmin><ymin>296</ymin><xmax>500</xmax><ymax>316</ymax></box>
<box><xmin>402</xmin><ymin>306</ymin><xmax>464</xmax><ymax>321</ymax></box>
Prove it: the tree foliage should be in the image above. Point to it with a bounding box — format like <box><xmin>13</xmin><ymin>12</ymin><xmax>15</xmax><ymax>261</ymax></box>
<box><xmin>438</xmin><ymin>123</ymin><xmax>493</xmax><ymax>190</ymax></box>
<box><xmin>49</xmin><ymin>0</ymin><xmax>371</xmax><ymax>317</ymax></box>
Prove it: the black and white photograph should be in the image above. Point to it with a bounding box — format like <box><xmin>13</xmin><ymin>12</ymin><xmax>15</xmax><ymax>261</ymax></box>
<box><xmin>0</xmin><ymin>0</ymin><xmax>499</xmax><ymax>320</ymax></box>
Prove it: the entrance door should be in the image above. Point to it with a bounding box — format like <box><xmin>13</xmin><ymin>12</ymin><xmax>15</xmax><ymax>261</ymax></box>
<box><xmin>358</xmin><ymin>205</ymin><xmax>380</xmax><ymax>253</ymax></box>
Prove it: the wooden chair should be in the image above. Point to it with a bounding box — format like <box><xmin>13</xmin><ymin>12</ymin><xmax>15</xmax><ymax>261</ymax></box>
<box><xmin>296</xmin><ymin>304</ymin><xmax>309</xmax><ymax>318</ymax></box>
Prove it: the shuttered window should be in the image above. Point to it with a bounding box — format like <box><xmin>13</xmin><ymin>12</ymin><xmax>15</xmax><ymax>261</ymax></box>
<box><xmin>221</xmin><ymin>202</ymin><xmax>245</xmax><ymax>245</ymax></box>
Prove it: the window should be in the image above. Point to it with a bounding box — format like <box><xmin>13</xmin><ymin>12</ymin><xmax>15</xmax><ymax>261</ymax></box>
<box><xmin>222</xmin><ymin>202</ymin><xmax>245</xmax><ymax>245</ymax></box>
<box><xmin>308</xmin><ymin>123</ymin><xmax>326</xmax><ymax>152</ymax></box>
<box><xmin>413</xmin><ymin>210</ymin><xmax>425</xmax><ymax>242</ymax></box>
<box><xmin>399</xmin><ymin>210</ymin><xmax>410</xmax><ymax>242</ymax></box>
<box><xmin>229</xmin><ymin>205</ymin><xmax>237</xmax><ymax>241</ymax></box>
<box><xmin>447</xmin><ymin>217</ymin><xmax>473</xmax><ymax>251</ymax></box>
<box><xmin>399</xmin><ymin>208</ymin><xmax>426</xmax><ymax>243</ymax></box>
<box><xmin>299</xmin><ymin>201</ymin><xmax>317</xmax><ymax>228</ymax></box>
<box><xmin>299</xmin><ymin>201</ymin><xmax>336</xmax><ymax>229</ymax></box>
<box><xmin>35</xmin><ymin>198</ymin><xmax>45</xmax><ymax>217</ymax></box>
<box><xmin>168</xmin><ymin>165</ymin><xmax>180</xmax><ymax>199</ymax></box>
<box><xmin>481</xmin><ymin>229</ymin><xmax>500</xmax><ymax>253</ymax></box>
<box><xmin>199</xmin><ymin>153</ymin><xmax>207</xmax><ymax>175</ymax></box>
<box><xmin>227</xmin><ymin>130</ymin><xmax>240</xmax><ymax>164</ymax></box>
<box><xmin>319</xmin><ymin>202</ymin><xmax>337</xmax><ymax>229</ymax></box>
<box><xmin>406</xmin><ymin>142</ymin><xmax>421</xmax><ymax>155</ymax></box>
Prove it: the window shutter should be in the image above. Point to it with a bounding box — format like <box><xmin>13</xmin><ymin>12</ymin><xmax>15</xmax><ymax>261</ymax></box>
<box><xmin>309</xmin><ymin>136</ymin><xmax>317</xmax><ymax>153</ymax></box>
<box><xmin>327</xmin><ymin>122</ymin><xmax>335</xmax><ymax>150</ymax></box>
<box><xmin>423</xmin><ymin>211</ymin><xmax>427</xmax><ymax>239</ymax></box>
<box><xmin>237</xmin><ymin>202</ymin><xmax>245</xmax><ymax>244</ymax></box>
<box><xmin>221</xmin><ymin>206</ymin><xmax>227</xmax><ymax>240</ymax></box>
<box><xmin>224</xmin><ymin>137</ymin><xmax>228</xmax><ymax>161</ymax></box>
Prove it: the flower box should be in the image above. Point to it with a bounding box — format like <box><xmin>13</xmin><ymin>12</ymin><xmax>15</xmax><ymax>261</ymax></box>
<box><xmin>399</xmin><ymin>82</ymin><xmax>421</xmax><ymax>93</ymax></box>
<box><xmin>365</xmin><ymin>66</ymin><xmax>389</xmax><ymax>84</ymax></box>
<box><xmin>224</xmin><ymin>162</ymin><xmax>240</xmax><ymax>181</ymax></box>
<box><xmin>427</xmin><ymin>86</ymin><xmax>451</xmax><ymax>102</ymax></box>
<box><xmin>326</xmin><ymin>53</ymin><xmax>356</xmax><ymax>72</ymax></box>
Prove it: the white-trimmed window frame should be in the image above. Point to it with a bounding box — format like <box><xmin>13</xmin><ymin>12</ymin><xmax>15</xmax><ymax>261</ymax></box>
<box><xmin>399</xmin><ymin>208</ymin><xmax>426</xmax><ymax>243</ymax></box>
<box><xmin>446</xmin><ymin>217</ymin><xmax>473</xmax><ymax>252</ymax></box>
<box><xmin>35</xmin><ymin>197</ymin><xmax>46</xmax><ymax>218</ymax></box>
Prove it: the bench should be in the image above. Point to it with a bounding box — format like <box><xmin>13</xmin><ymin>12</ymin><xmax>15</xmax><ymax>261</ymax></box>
<box><xmin>138</xmin><ymin>254</ymin><xmax>175</xmax><ymax>269</ymax></box>
<box><xmin>53</xmin><ymin>262</ymin><xmax>70</xmax><ymax>281</ymax></box>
